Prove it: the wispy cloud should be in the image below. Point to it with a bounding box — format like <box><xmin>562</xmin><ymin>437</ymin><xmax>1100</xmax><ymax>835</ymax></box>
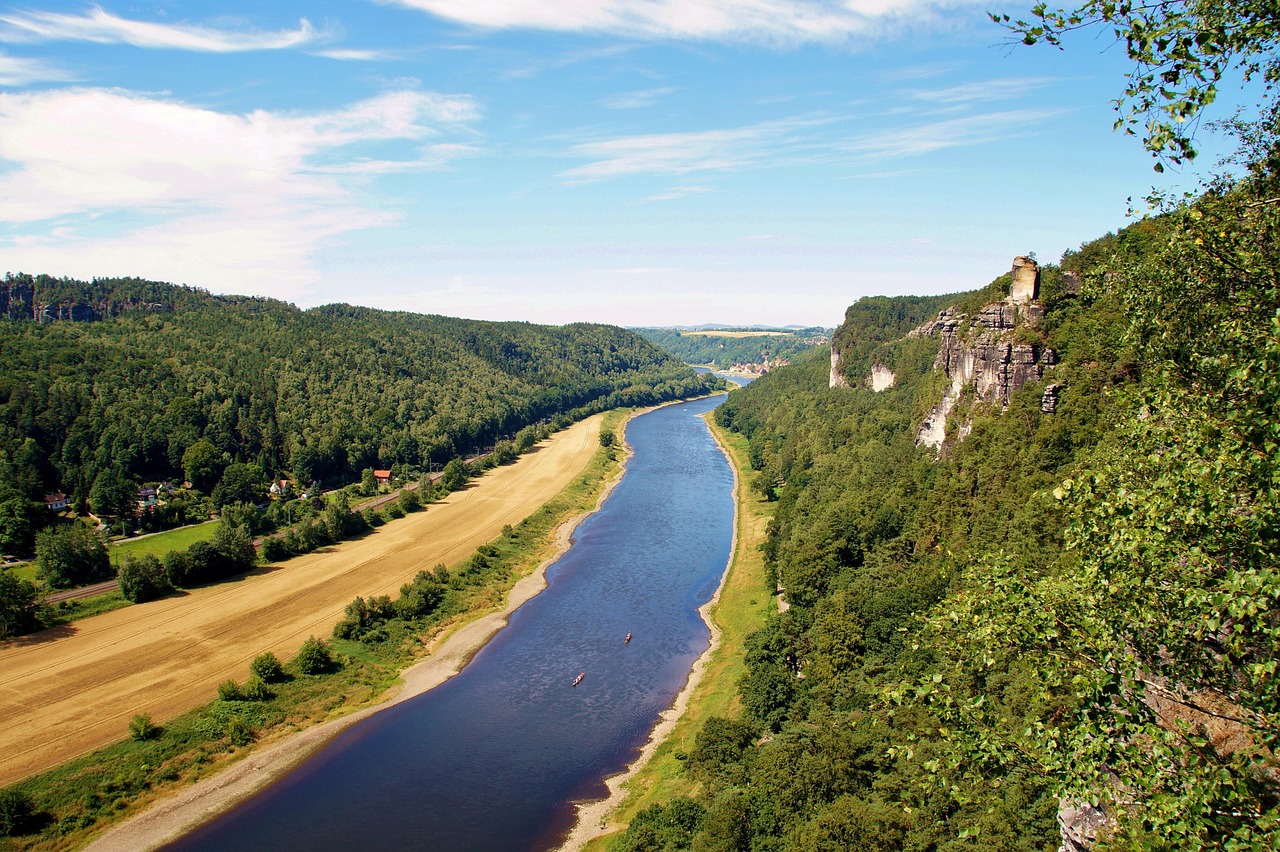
<box><xmin>643</xmin><ymin>184</ymin><xmax>711</xmax><ymax>202</ymax></box>
<box><xmin>902</xmin><ymin>77</ymin><xmax>1058</xmax><ymax>106</ymax></box>
<box><xmin>0</xmin><ymin>51</ymin><xmax>73</xmax><ymax>85</ymax></box>
<box><xmin>393</xmin><ymin>0</ymin><xmax>980</xmax><ymax>43</ymax></box>
<box><xmin>311</xmin><ymin>48</ymin><xmax>398</xmax><ymax>62</ymax></box>
<box><xmin>844</xmin><ymin>108</ymin><xmax>1064</xmax><ymax>159</ymax></box>
<box><xmin>563</xmin><ymin>117</ymin><xmax>829</xmax><ymax>181</ymax></box>
<box><xmin>0</xmin><ymin>7</ymin><xmax>326</xmax><ymax>52</ymax></box>
<box><xmin>603</xmin><ymin>87</ymin><xmax>676</xmax><ymax>110</ymax></box>
<box><xmin>0</xmin><ymin>88</ymin><xmax>480</xmax><ymax>299</ymax></box>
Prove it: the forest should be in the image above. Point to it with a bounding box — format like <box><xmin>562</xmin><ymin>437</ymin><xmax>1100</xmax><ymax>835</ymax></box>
<box><xmin>633</xmin><ymin>328</ymin><xmax>828</xmax><ymax>370</ymax></box>
<box><xmin>0</xmin><ymin>277</ymin><xmax>717</xmax><ymax>557</ymax></box>
<box><xmin>612</xmin><ymin>2</ymin><xmax>1280</xmax><ymax>848</ymax></box>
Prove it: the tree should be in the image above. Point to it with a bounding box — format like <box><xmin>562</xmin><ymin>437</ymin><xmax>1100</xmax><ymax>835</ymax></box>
<box><xmin>292</xmin><ymin>636</ymin><xmax>335</xmax><ymax>675</ymax></box>
<box><xmin>250</xmin><ymin>651</ymin><xmax>286</xmax><ymax>683</ymax></box>
<box><xmin>35</xmin><ymin>524</ymin><xmax>110</xmax><ymax>589</ymax></box>
<box><xmin>117</xmin><ymin>553</ymin><xmax>172</xmax><ymax>603</ymax></box>
<box><xmin>211</xmin><ymin>462</ymin><xmax>267</xmax><ymax>509</ymax></box>
<box><xmin>997</xmin><ymin>0</ymin><xmax>1280</xmax><ymax>168</ymax></box>
<box><xmin>0</xmin><ymin>491</ymin><xmax>41</xmax><ymax>556</ymax></box>
<box><xmin>89</xmin><ymin>468</ymin><xmax>136</xmax><ymax>531</ymax></box>
<box><xmin>182</xmin><ymin>439</ymin><xmax>225</xmax><ymax>492</ymax></box>
<box><xmin>0</xmin><ymin>570</ymin><xmax>48</xmax><ymax>638</ymax></box>
<box><xmin>439</xmin><ymin>459</ymin><xmax>469</xmax><ymax>493</ymax></box>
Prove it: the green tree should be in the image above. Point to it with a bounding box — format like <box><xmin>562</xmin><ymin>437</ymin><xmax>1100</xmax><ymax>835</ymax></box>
<box><xmin>211</xmin><ymin>462</ymin><xmax>267</xmax><ymax>509</ymax></box>
<box><xmin>117</xmin><ymin>553</ymin><xmax>172</xmax><ymax>603</ymax></box>
<box><xmin>89</xmin><ymin>468</ymin><xmax>136</xmax><ymax>531</ymax></box>
<box><xmin>250</xmin><ymin>651</ymin><xmax>286</xmax><ymax>683</ymax></box>
<box><xmin>997</xmin><ymin>0</ymin><xmax>1280</xmax><ymax>167</ymax></box>
<box><xmin>182</xmin><ymin>439</ymin><xmax>225</xmax><ymax>492</ymax></box>
<box><xmin>292</xmin><ymin>636</ymin><xmax>335</xmax><ymax>675</ymax></box>
<box><xmin>0</xmin><ymin>491</ymin><xmax>41</xmax><ymax>556</ymax></box>
<box><xmin>0</xmin><ymin>570</ymin><xmax>48</xmax><ymax>638</ymax></box>
<box><xmin>35</xmin><ymin>524</ymin><xmax>110</xmax><ymax>589</ymax></box>
<box><xmin>439</xmin><ymin>458</ymin><xmax>469</xmax><ymax>493</ymax></box>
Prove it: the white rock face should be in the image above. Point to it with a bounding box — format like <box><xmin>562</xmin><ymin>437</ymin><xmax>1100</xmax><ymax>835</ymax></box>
<box><xmin>1010</xmin><ymin>255</ymin><xmax>1040</xmax><ymax>304</ymax></box>
<box><xmin>868</xmin><ymin>364</ymin><xmax>895</xmax><ymax>391</ymax></box>
<box><xmin>829</xmin><ymin>346</ymin><xmax>851</xmax><ymax>389</ymax></box>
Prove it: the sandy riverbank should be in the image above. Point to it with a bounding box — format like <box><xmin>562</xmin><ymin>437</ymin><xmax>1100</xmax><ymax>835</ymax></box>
<box><xmin>86</xmin><ymin>415</ymin><xmax>625</xmax><ymax>851</ymax></box>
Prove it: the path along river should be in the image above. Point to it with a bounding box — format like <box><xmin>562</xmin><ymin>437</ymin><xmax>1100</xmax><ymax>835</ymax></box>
<box><xmin>168</xmin><ymin>393</ymin><xmax>737</xmax><ymax>852</ymax></box>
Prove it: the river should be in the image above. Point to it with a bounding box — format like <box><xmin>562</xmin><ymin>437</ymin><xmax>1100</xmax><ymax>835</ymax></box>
<box><xmin>168</xmin><ymin>394</ymin><xmax>736</xmax><ymax>851</ymax></box>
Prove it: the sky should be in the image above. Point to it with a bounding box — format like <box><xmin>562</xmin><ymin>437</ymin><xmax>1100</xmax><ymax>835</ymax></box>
<box><xmin>0</xmin><ymin>1</ymin><xmax>1230</xmax><ymax>327</ymax></box>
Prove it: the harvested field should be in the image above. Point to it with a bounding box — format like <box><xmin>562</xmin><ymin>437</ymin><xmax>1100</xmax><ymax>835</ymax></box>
<box><xmin>0</xmin><ymin>415</ymin><xmax>601</xmax><ymax>787</ymax></box>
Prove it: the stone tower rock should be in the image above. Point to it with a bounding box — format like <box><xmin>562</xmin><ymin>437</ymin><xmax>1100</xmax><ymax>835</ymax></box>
<box><xmin>1010</xmin><ymin>255</ymin><xmax>1039</xmax><ymax>304</ymax></box>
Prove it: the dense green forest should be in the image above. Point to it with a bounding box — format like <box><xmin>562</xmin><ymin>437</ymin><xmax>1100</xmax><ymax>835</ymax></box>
<box><xmin>613</xmin><ymin>4</ymin><xmax>1280</xmax><ymax>847</ymax></box>
<box><xmin>0</xmin><ymin>276</ymin><xmax>717</xmax><ymax>556</ymax></box>
<box><xmin>634</xmin><ymin>328</ymin><xmax>828</xmax><ymax>369</ymax></box>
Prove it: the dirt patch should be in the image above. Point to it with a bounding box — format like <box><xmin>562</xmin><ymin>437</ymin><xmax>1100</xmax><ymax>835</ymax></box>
<box><xmin>0</xmin><ymin>416</ymin><xmax>601</xmax><ymax>788</ymax></box>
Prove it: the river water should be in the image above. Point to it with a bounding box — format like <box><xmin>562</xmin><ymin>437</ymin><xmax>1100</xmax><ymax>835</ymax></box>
<box><xmin>169</xmin><ymin>394</ymin><xmax>736</xmax><ymax>852</ymax></box>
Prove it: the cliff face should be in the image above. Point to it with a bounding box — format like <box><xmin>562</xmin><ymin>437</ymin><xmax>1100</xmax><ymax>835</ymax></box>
<box><xmin>913</xmin><ymin>259</ymin><xmax>1055</xmax><ymax>451</ymax></box>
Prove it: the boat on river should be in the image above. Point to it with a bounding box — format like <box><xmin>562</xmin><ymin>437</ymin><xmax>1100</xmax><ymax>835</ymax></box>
<box><xmin>572</xmin><ymin>672</ymin><xmax>585</xmax><ymax>687</ymax></box>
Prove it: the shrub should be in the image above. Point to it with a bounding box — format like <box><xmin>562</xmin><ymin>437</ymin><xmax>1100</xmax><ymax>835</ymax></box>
<box><xmin>0</xmin><ymin>789</ymin><xmax>36</xmax><ymax>837</ymax></box>
<box><xmin>249</xmin><ymin>651</ymin><xmax>286</xmax><ymax>683</ymax></box>
<box><xmin>363</xmin><ymin>508</ymin><xmax>385</xmax><ymax>528</ymax></box>
<box><xmin>397</xmin><ymin>489</ymin><xmax>421</xmax><ymax>513</ymax></box>
<box><xmin>260</xmin><ymin>536</ymin><xmax>291</xmax><ymax>563</ymax></box>
<box><xmin>384</xmin><ymin>501</ymin><xmax>405</xmax><ymax>520</ymax></box>
<box><xmin>292</xmin><ymin>636</ymin><xmax>335</xmax><ymax>675</ymax></box>
<box><xmin>161</xmin><ymin>549</ymin><xmax>195</xmax><ymax>588</ymax></box>
<box><xmin>225</xmin><ymin>718</ymin><xmax>254</xmax><ymax>747</ymax></box>
<box><xmin>217</xmin><ymin>679</ymin><xmax>244</xmax><ymax>701</ymax></box>
<box><xmin>240</xmin><ymin>676</ymin><xmax>273</xmax><ymax>702</ymax></box>
<box><xmin>128</xmin><ymin>713</ymin><xmax>159</xmax><ymax>742</ymax></box>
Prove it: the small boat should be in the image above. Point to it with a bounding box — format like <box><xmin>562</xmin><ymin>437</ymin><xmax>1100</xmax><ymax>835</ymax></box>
<box><xmin>572</xmin><ymin>671</ymin><xmax>585</xmax><ymax>687</ymax></box>
<box><xmin>624</xmin><ymin>632</ymin><xmax>632</xmax><ymax>644</ymax></box>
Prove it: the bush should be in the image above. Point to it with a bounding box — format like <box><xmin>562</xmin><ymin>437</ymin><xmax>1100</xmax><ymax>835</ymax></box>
<box><xmin>161</xmin><ymin>549</ymin><xmax>195</xmax><ymax>588</ymax></box>
<box><xmin>384</xmin><ymin>501</ymin><xmax>405</xmax><ymax>520</ymax></box>
<box><xmin>0</xmin><ymin>570</ymin><xmax>49</xmax><ymax>639</ymax></box>
<box><xmin>128</xmin><ymin>713</ymin><xmax>159</xmax><ymax>742</ymax></box>
<box><xmin>225</xmin><ymin>718</ymin><xmax>254</xmax><ymax>747</ymax></box>
<box><xmin>249</xmin><ymin>651</ymin><xmax>286</xmax><ymax>683</ymax></box>
<box><xmin>240</xmin><ymin>676</ymin><xmax>273</xmax><ymax>702</ymax></box>
<box><xmin>292</xmin><ymin>636</ymin><xmax>335</xmax><ymax>675</ymax></box>
<box><xmin>0</xmin><ymin>789</ymin><xmax>36</xmax><ymax>837</ymax></box>
<box><xmin>217</xmin><ymin>679</ymin><xmax>244</xmax><ymax>701</ymax></box>
<box><xmin>397</xmin><ymin>489</ymin><xmax>421</xmax><ymax>513</ymax></box>
<box><xmin>117</xmin><ymin>553</ymin><xmax>173</xmax><ymax>603</ymax></box>
<box><xmin>260</xmin><ymin>536</ymin><xmax>291</xmax><ymax>563</ymax></box>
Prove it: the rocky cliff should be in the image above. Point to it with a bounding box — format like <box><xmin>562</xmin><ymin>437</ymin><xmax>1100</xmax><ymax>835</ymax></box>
<box><xmin>913</xmin><ymin>258</ymin><xmax>1056</xmax><ymax>450</ymax></box>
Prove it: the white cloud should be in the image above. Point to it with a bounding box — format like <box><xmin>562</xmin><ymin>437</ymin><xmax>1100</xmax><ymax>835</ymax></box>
<box><xmin>603</xmin><ymin>86</ymin><xmax>676</xmax><ymax>109</ymax></box>
<box><xmin>0</xmin><ymin>88</ymin><xmax>480</xmax><ymax>300</ymax></box>
<box><xmin>643</xmin><ymin>184</ymin><xmax>711</xmax><ymax>202</ymax></box>
<box><xmin>903</xmin><ymin>77</ymin><xmax>1057</xmax><ymax>106</ymax></box>
<box><xmin>844</xmin><ymin>108</ymin><xmax>1064</xmax><ymax>159</ymax></box>
<box><xmin>392</xmin><ymin>0</ymin><xmax>981</xmax><ymax>42</ymax></box>
<box><xmin>563</xmin><ymin>117</ymin><xmax>826</xmax><ymax>181</ymax></box>
<box><xmin>0</xmin><ymin>51</ymin><xmax>73</xmax><ymax>85</ymax></box>
<box><xmin>311</xmin><ymin>48</ymin><xmax>398</xmax><ymax>62</ymax></box>
<box><xmin>0</xmin><ymin>7</ymin><xmax>325</xmax><ymax>52</ymax></box>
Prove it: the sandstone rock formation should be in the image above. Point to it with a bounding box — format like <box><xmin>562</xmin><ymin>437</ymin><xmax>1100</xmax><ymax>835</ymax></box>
<box><xmin>867</xmin><ymin>363</ymin><xmax>895</xmax><ymax>391</ymax></box>
<box><xmin>914</xmin><ymin>258</ymin><xmax>1056</xmax><ymax>450</ymax></box>
<box><xmin>1010</xmin><ymin>255</ymin><xmax>1039</xmax><ymax>304</ymax></box>
<box><xmin>829</xmin><ymin>347</ymin><xmax>851</xmax><ymax>389</ymax></box>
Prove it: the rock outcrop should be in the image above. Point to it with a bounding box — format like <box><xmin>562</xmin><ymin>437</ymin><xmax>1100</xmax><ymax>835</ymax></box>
<box><xmin>914</xmin><ymin>258</ymin><xmax>1056</xmax><ymax>450</ymax></box>
<box><xmin>829</xmin><ymin>347</ymin><xmax>851</xmax><ymax>389</ymax></box>
<box><xmin>1010</xmin><ymin>255</ymin><xmax>1039</xmax><ymax>304</ymax></box>
<box><xmin>867</xmin><ymin>363</ymin><xmax>895</xmax><ymax>392</ymax></box>
<box><xmin>1058</xmin><ymin>800</ymin><xmax>1110</xmax><ymax>852</ymax></box>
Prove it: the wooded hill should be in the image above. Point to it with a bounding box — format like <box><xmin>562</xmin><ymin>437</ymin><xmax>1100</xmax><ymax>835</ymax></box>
<box><xmin>633</xmin><ymin>327</ymin><xmax>829</xmax><ymax>369</ymax></box>
<box><xmin>0</xmin><ymin>275</ymin><xmax>717</xmax><ymax>554</ymax></box>
<box><xmin>615</xmin><ymin>136</ymin><xmax>1280</xmax><ymax>852</ymax></box>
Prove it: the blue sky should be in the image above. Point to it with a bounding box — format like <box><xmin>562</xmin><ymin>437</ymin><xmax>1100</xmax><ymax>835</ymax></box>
<box><xmin>0</xmin><ymin>1</ymin><xmax>1225</xmax><ymax>327</ymax></box>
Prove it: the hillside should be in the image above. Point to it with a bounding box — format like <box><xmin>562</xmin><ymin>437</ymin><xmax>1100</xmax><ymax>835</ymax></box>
<box><xmin>633</xmin><ymin>327</ymin><xmax>829</xmax><ymax>372</ymax></box>
<box><xmin>0</xmin><ymin>275</ymin><xmax>717</xmax><ymax>556</ymax></box>
<box><xmin>612</xmin><ymin>157</ymin><xmax>1280</xmax><ymax>848</ymax></box>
